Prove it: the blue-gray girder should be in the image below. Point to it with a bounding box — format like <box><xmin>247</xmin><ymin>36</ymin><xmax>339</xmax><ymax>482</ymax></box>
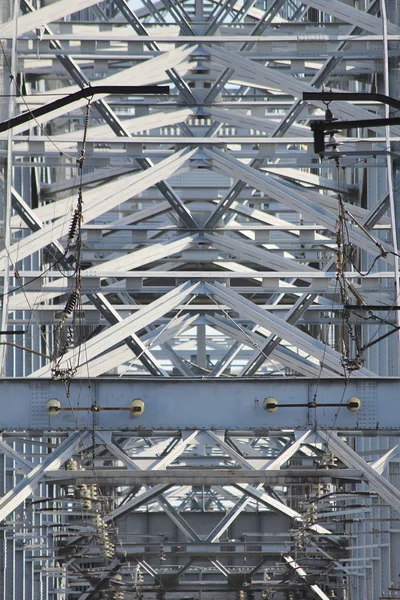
<box><xmin>0</xmin><ymin>377</ymin><xmax>395</xmax><ymax>431</ymax></box>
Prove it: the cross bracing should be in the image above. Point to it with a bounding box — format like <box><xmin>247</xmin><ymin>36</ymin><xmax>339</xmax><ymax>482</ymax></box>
<box><xmin>1</xmin><ymin>0</ymin><xmax>400</xmax><ymax>598</ymax></box>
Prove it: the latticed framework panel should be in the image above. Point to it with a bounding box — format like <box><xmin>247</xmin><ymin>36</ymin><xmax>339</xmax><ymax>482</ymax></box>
<box><xmin>0</xmin><ymin>1</ymin><xmax>400</xmax><ymax>599</ymax></box>
<box><xmin>0</xmin><ymin>0</ymin><xmax>399</xmax><ymax>379</ymax></box>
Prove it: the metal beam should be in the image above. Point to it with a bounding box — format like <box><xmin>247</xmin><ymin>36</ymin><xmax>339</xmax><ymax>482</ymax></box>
<box><xmin>45</xmin><ymin>468</ymin><xmax>362</xmax><ymax>485</ymax></box>
<box><xmin>205</xmin><ymin>281</ymin><xmax>376</xmax><ymax>377</ymax></box>
<box><xmin>0</xmin><ymin>378</ymin><xmax>398</xmax><ymax>430</ymax></box>
<box><xmin>87</xmin><ymin>293</ymin><xmax>169</xmax><ymax>377</ymax></box>
<box><xmin>29</xmin><ymin>281</ymin><xmax>200</xmax><ymax>378</ymax></box>
<box><xmin>0</xmin><ymin>432</ymin><xmax>88</xmax><ymax>523</ymax></box>
<box><xmin>318</xmin><ymin>430</ymin><xmax>400</xmax><ymax>514</ymax></box>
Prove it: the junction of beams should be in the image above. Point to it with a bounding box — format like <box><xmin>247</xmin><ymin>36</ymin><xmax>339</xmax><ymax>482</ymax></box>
<box><xmin>0</xmin><ymin>377</ymin><xmax>398</xmax><ymax>430</ymax></box>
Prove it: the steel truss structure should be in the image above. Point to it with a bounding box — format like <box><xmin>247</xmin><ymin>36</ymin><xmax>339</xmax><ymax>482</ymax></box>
<box><xmin>1</xmin><ymin>0</ymin><xmax>400</xmax><ymax>599</ymax></box>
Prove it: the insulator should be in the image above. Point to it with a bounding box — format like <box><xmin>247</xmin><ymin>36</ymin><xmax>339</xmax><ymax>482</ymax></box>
<box><xmin>236</xmin><ymin>591</ymin><xmax>244</xmax><ymax>600</ymax></box>
<box><xmin>94</xmin><ymin>515</ymin><xmax>103</xmax><ymax>528</ymax></box>
<box><xmin>156</xmin><ymin>587</ymin><xmax>165</xmax><ymax>600</ymax></box>
<box><xmin>325</xmin><ymin>133</ymin><xmax>341</xmax><ymax>152</ymax></box>
<box><xmin>66</xmin><ymin>459</ymin><xmax>78</xmax><ymax>471</ymax></box>
<box><xmin>63</xmin><ymin>291</ymin><xmax>78</xmax><ymax>316</ymax></box>
<box><xmin>313</xmin><ymin>483</ymin><xmax>323</xmax><ymax>497</ymax></box>
<box><xmin>263</xmin><ymin>397</ymin><xmax>278</xmax><ymax>413</ymax></box>
<box><xmin>77</xmin><ymin>485</ymin><xmax>91</xmax><ymax>499</ymax></box>
<box><xmin>46</xmin><ymin>398</ymin><xmax>61</xmax><ymax>416</ymax></box>
<box><xmin>327</xmin><ymin>453</ymin><xmax>337</xmax><ymax>466</ymax></box>
<box><xmin>68</xmin><ymin>208</ymin><xmax>81</xmax><ymax>241</ymax></box>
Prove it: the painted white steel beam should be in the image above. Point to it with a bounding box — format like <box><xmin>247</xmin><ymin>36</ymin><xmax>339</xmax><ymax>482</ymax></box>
<box><xmin>318</xmin><ymin>430</ymin><xmax>400</xmax><ymax>514</ymax></box>
<box><xmin>283</xmin><ymin>556</ymin><xmax>332</xmax><ymax>600</ymax></box>
<box><xmin>0</xmin><ymin>432</ymin><xmax>89</xmax><ymax>523</ymax></box>
<box><xmin>29</xmin><ymin>280</ymin><xmax>200</xmax><ymax>378</ymax></box>
<box><xmin>204</xmin><ymin>232</ymin><xmax>321</xmax><ymax>273</ymax></box>
<box><xmin>12</xmin><ymin>43</ymin><xmax>194</xmax><ymax>104</ymax></box>
<box><xmin>208</xmin><ymin>106</ymin><xmax>311</xmax><ymax>138</ymax></box>
<box><xmin>206</xmin><ymin>148</ymin><xmax>395</xmax><ymax>259</ymax></box>
<box><xmin>68</xmin><ymin>312</ymin><xmax>199</xmax><ymax>378</ymax></box>
<box><xmin>86</xmin><ymin>293</ymin><xmax>169</xmax><ymax>377</ymax></box>
<box><xmin>4</xmin><ymin>108</ymin><xmax>193</xmax><ymax>144</ymax></box>
<box><xmin>9</xmin><ymin>232</ymin><xmax>198</xmax><ymax>311</ymax></box>
<box><xmin>0</xmin><ymin>438</ymin><xmax>35</xmax><ymax>475</ymax></box>
<box><xmin>205</xmin><ymin>281</ymin><xmax>377</xmax><ymax>377</ymax></box>
<box><xmin>203</xmin><ymin>430</ymin><xmax>332</xmax><ymax>540</ymax></box>
<box><xmin>0</xmin><ymin>0</ymin><xmax>103</xmax><ymax>37</ymax></box>
<box><xmin>204</xmin><ymin>314</ymin><xmax>334</xmax><ymax>378</ymax></box>
<box><xmin>303</xmin><ymin>0</ymin><xmax>400</xmax><ymax>35</ymax></box>
<box><xmin>371</xmin><ymin>445</ymin><xmax>400</xmax><ymax>475</ymax></box>
<box><xmin>205</xmin><ymin>45</ymin><xmax>400</xmax><ymax>132</ymax></box>
<box><xmin>1</xmin><ymin>147</ymin><xmax>197</xmax><ymax>266</ymax></box>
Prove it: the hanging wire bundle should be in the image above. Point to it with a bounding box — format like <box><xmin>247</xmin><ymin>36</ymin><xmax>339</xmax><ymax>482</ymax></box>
<box><xmin>335</xmin><ymin>189</ymin><xmax>365</xmax><ymax>372</ymax></box>
<box><xmin>52</xmin><ymin>99</ymin><xmax>92</xmax><ymax>380</ymax></box>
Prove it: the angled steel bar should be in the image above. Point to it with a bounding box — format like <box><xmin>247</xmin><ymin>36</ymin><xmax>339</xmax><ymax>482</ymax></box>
<box><xmin>29</xmin><ymin>281</ymin><xmax>200</xmax><ymax>378</ymax></box>
<box><xmin>204</xmin><ymin>231</ymin><xmax>320</xmax><ymax>273</ymax></box>
<box><xmin>205</xmin><ymin>315</ymin><xmax>326</xmax><ymax>378</ymax></box>
<box><xmin>107</xmin><ymin>485</ymin><xmax>171</xmax><ymax>521</ymax></box>
<box><xmin>206</xmin><ymin>494</ymin><xmax>253</xmax><ymax>543</ymax></box>
<box><xmin>203</xmin><ymin>0</ymin><xmax>287</xmax><ymax>104</ymax></box>
<box><xmin>206</xmin><ymin>147</ymin><xmax>394</xmax><ymax>257</ymax></box>
<box><xmin>157</xmin><ymin>0</ymin><xmax>194</xmax><ymax>35</ymax></box>
<box><xmin>204</xmin><ymin>431</ymin><xmax>324</xmax><ymax>542</ymax></box>
<box><xmin>5</xmin><ymin>0</ymin><xmax>102</xmax><ymax>36</ymax></box>
<box><xmin>112</xmin><ymin>0</ymin><xmax>196</xmax><ymax>103</ymax></box>
<box><xmin>205</xmin><ymin>281</ymin><xmax>376</xmax><ymax>377</ymax></box>
<box><xmin>87</xmin><ymin>293</ymin><xmax>169</xmax><ymax>377</ymax></box>
<box><xmin>283</xmin><ymin>556</ymin><xmax>331</xmax><ymax>600</ymax></box>
<box><xmin>136</xmin><ymin>157</ymin><xmax>198</xmax><ymax>229</ymax></box>
<box><xmin>303</xmin><ymin>0</ymin><xmax>399</xmax><ymax>34</ymax></box>
<box><xmin>205</xmin><ymin>430</ymin><xmax>256</xmax><ymax>470</ymax></box>
<box><xmin>239</xmin><ymin>292</ymin><xmax>320</xmax><ymax>377</ymax></box>
<box><xmin>204</xmin><ymin>159</ymin><xmax>264</xmax><ymax>228</ymax></box>
<box><xmin>0</xmin><ymin>432</ymin><xmax>88</xmax><ymax>523</ymax></box>
<box><xmin>371</xmin><ymin>445</ymin><xmax>400</xmax><ymax>475</ymax></box>
<box><xmin>271</xmin><ymin>0</ymin><xmax>381</xmax><ymax>137</ymax></box>
<box><xmin>1</xmin><ymin>148</ymin><xmax>197</xmax><ymax>266</ymax></box>
<box><xmin>234</xmin><ymin>484</ymin><xmax>331</xmax><ymax>536</ymax></box>
<box><xmin>20</xmin><ymin>0</ymin><xmax>197</xmax><ymax>229</ymax></box>
<box><xmin>206</xmin><ymin>45</ymin><xmax>400</xmax><ymax>133</ymax></box>
<box><xmin>95</xmin><ymin>432</ymin><xmax>142</xmax><ymax>470</ymax></box>
<box><xmin>136</xmin><ymin>559</ymin><xmax>160</xmax><ymax>583</ymax></box>
<box><xmin>230</xmin><ymin>0</ymin><xmax>259</xmax><ymax>22</ymax></box>
<box><xmin>147</xmin><ymin>431</ymin><xmax>199</xmax><ymax>470</ymax></box>
<box><xmin>205</xmin><ymin>0</ymin><xmax>238</xmax><ymax>35</ymax></box>
<box><xmin>141</xmin><ymin>0</ymin><xmax>168</xmax><ymax>21</ymax></box>
<box><xmin>0</xmin><ymin>85</ymin><xmax>169</xmax><ymax>135</ymax></box>
<box><xmin>77</xmin><ymin>559</ymin><xmax>121</xmax><ymax>600</ymax></box>
<box><xmin>70</xmin><ymin>311</ymin><xmax>199</xmax><ymax>378</ymax></box>
<box><xmin>155</xmin><ymin>495</ymin><xmax>200</xmax><ymax>540</ymax></box>
<box><xmin>0</xmin><ymin>438</ymin><xmax>34</xmax><ymax>475</ymax></box>
<box><xmin>318</xmin><ymin>431</ymin><xmax>400</xmax><ymax>514</ymax></box>
<box><xmin>239</xmin><ymin>189</ymin><xmax>390</xmax><ymax>376</ymax></box>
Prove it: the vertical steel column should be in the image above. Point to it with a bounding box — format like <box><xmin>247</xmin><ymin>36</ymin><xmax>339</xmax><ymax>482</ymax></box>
<box><xmin>0</xmin><ymin>0</ymin><xmax>18</xmax><ymax>375</ymax></box>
